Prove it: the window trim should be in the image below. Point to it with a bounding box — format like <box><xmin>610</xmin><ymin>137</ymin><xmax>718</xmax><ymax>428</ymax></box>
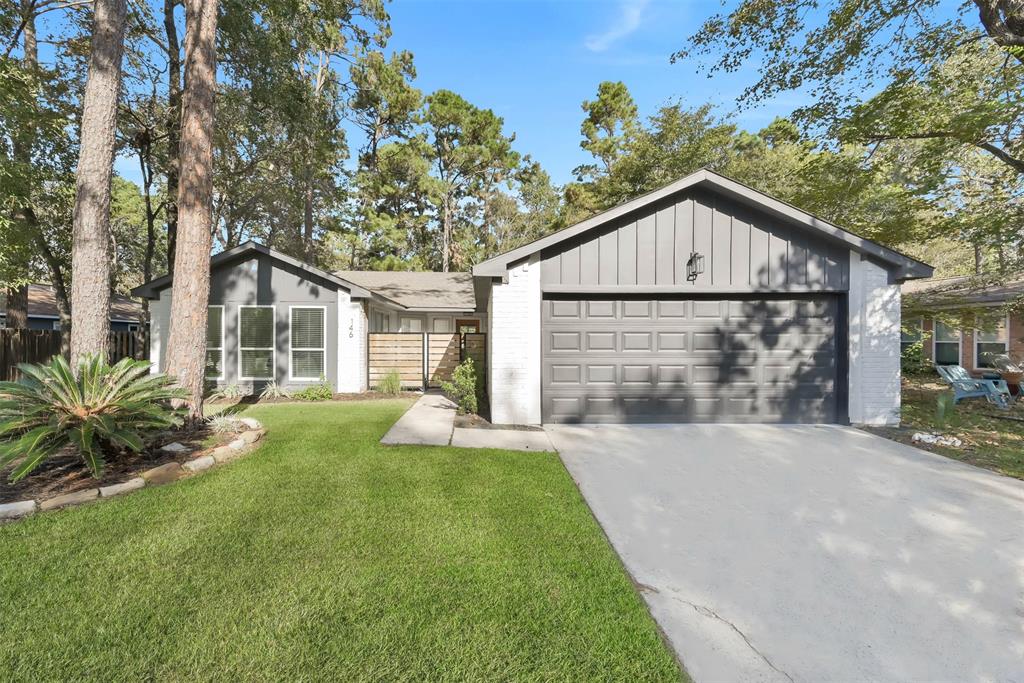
<box><xmin>974</xmin><ymin>313</ymin><xmax>1011</xmax><ymax>370</ymax></box>
<box><xmin>932</xmin><ymin>320</ymin><xmax>962</xmax><ymax>367</ymax></box>
<box><xmin>206</xmin><ymin>305</ymin><xmax>225</xmax><ymax>381</ymax></box>
<box><xmin>237</xmin><ymin>305</ymin><xmax>276</xmax><ymax>381</ymax></box>
<box><xmin>288</xmin><ymin>305</ymin><xmax>327</xmax><ymax>382</ymax></box>
<box><xmin>431</xmin><ymin>316</ymin><xmax>453</xmax><ymax>333</ymax></box>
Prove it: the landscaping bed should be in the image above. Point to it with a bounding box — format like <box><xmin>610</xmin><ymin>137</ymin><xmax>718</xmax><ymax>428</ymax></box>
<box><xmin>865</xmin><ymin>375</ymin><xmax>1024</xmax><ymax>480</ymax></box>
<box><xmin>206</xmin><ymin>390</ymin><xmax>422</xmax><ymax>406</ymax></box>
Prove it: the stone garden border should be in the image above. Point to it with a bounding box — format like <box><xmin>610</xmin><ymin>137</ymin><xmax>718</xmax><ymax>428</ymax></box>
<box><xmin>0</xmin><ymin>417</ymin><xmax>266</xmax><ymax>523</ymax></box>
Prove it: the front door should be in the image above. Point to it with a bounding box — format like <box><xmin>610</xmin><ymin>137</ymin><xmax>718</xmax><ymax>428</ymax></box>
<box><xmin>456</xmin><ymin>319</ymin><xmax>480</xmax><ymax>334</ymax></box>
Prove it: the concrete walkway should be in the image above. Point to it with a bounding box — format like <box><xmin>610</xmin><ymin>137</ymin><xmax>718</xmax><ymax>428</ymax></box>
<box><xmin>381</xmin><ymin>392</ymin><xmax>554</xmax><ymax>452</ymax></box>
<box><xmin>380</xmin><ymin>392</ymin><xmax>456</xmax><ymax>446</ymax></box>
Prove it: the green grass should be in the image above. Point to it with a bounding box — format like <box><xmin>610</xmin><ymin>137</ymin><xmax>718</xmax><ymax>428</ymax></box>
<box><xmin>0</xmin><ymin>400</ymin><xmax>683</xmax><ymax>681</ymax></box>
<box><xmin>887</xmin><ymin>376</ymin><xmax>1024</xmax><ymax>480</ymax></box>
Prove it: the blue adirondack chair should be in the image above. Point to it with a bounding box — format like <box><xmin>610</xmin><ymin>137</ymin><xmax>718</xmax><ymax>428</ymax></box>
<box><xmin>935</xmin><ymin>365</ymin><xmax>1013</xmax><ymax>409</ymax></box>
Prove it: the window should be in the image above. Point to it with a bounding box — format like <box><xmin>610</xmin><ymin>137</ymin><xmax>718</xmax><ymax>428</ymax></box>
<box><xmin>432</xmin><ymin>317</ymin><xmax>452</xmax><ymax>333</ymax></box>
<box><xmin>373</xmin><ymin>310</ymin><xmax>390</xmax><ymax>332</ymax></box>
<box><xmin>933</xmin><ymin>321</ymin><xmax>961</xmax><ymax>366</ymax></box>
<box><xmin>400</xmin><ymin>316</ymin><xmax>423</xmax><ymax>333</ymax></box>
<box><xmin>238</xmin><ymin>306</ymin><xmax>275</xmax><ymax>380</ymax></box>
<box><xmin>51</xmin><ymin>320</ymin><xmax>62</xmax><ymax>331</ymax></box>
<box><xmin>290</xmin><ymin>306</ymin><xmax>325</xmax><ymax>380</ymax></box>
<box><xmin>206</xmin><ymin>306</ymin><xmax>224</xmax><ymax>379</ymax></box>
<box><xmin>976</xmin><ymin>316</ymin><xmax>1009</xmax><ymax>369</ymax></box>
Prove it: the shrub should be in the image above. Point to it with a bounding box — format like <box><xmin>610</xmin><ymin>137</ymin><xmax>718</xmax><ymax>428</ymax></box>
<box><xmin>293</xmin><ymin>377</ymin><xmax>333</xmax><ymax>402</ymax></box>
<box><xmin>440</xmin><ymin>358</ymin><xmax>481</xmax><ymax>415</ymax></box>
<box><xmin>209</xmin><ymin>384</ymin><xmax>244</xmax><ymax>401</ymax></box>
<box><xmin>207</xmin><ymin>415</ymin><xmax>245</xmax><ymax>434</ymax></box>
<box><xmin>901</xmin><ymin>338</ymin><xmax>932</xmax><ymax>376</ymax></box>
<box><xmin>259</xmin><ymin>381</ymin><xmax>290</xmax><ymax>400</ymax></box>
<box><xmin>378</xmin><ymin>369</ymin><xmax>402</xmax><ymax>396</ymax></box>
<box><xmin>0</xmin><ymin>354</ymin><xmax>186</xmax><ymax>481</ymax></box>
<box><xmin>934</xmin><ymin>392</ymin><xmax>956</xmax><ymax>430</ymax></box>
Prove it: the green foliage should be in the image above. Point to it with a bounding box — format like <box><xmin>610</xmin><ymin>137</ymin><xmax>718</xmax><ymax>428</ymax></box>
<box><xmin>293</xmin><ymin>377</ymin><xmax>334</xmax><ymax>402</ymax></box>
<box><xmin>901</xmin><ymin>338</ymin><xmax>933</xmax><ymax>377</ymax></box>
<box><xmin>378</xmin><ymin>369</ymin><xmax>402</xmax><ymax>396</ymax></box>
<box><xmin>0</xmin><ymin>355</ymin><xmax>185</xmax><ymax>481</ymax></box>
<box><xmin>259</xmin><ymin>380</ymin><xmax>290</xmax><ymax>400</ymax></box>
<box><xmin>208</xmin><ymin>415</ymin><xmax>245</xmax><ymax>434</ymax></box>
<box><xmin>209</xmin><ymin>384</ymin><xmax>245</xmax><ymax>401</ymax></box>
<box><xmin>440</xmin><ymin>358</ymin><xmax>481</xmax><ymax>416</ymax></box>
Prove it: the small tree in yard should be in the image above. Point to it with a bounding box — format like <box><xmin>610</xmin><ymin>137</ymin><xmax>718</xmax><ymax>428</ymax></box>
<box><xmin>440</xmin><ymin>357</ymin><xmax>481</xmax><ymax>415</ymax></box>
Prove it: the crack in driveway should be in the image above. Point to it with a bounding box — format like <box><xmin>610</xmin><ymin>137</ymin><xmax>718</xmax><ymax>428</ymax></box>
<box><xmin>661</xmin><ymin>588</ymin><xmax>795</xmax><ymax>683</ymax></box>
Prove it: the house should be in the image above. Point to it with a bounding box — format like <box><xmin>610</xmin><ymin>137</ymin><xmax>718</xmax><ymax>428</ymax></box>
<box><xmin>0</xmin><ymin>284</ymin><xmax>144</xmax><ymax>331</ymax></box>
<box><xmin>134</xmin><ymin>169</ymin><xmax>932</xmax><ymax>426</ymax></box>
<box><xmin>900</xmin><ymin>275</ymin><xmax>1024</xmax><ymax>373</ymax></box>
<box><xmin>132</xmin><ymin>243</ymin><xmax>487</xmax><ymax>393</ymax></box>
<box><xmin>474</xmin><ymin>169</ymin><xmax>932</xmax><ymax>426</ymax></box>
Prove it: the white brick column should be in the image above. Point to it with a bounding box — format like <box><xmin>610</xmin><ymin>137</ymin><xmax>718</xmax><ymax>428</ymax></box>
<box><xmin>337</xmin><ymin>290</ymin><xmax>367</xmax><ymax>393</ymax></box>
<box><xmin>489</xmin><ymin>255</ymin><xmax>541</xmax><ymax>425</ymax></box>
<box><xmin>848</xmin><ymin>254</ymin><xmax>901</xmax><ymax>425</ymax></box>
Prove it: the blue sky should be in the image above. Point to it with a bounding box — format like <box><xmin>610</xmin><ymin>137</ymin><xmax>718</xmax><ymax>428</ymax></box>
<box><xmin>107</xmin><ymin>0</ymin><xmax>809</xmax><ymax>186</ymax></box>
<box><xmin>375</xmin><ymin>0</ymin><xmax>802</xmax><ymax>184</ymax></box>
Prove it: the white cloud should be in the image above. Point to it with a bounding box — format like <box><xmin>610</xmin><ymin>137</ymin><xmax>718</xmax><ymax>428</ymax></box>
<box><xmin>584</xmin><ymin>0</ymin><xmax>651</xmax><ymax>52</ymax></box>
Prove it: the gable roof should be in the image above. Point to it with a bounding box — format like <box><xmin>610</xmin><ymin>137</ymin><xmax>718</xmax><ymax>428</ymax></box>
<box><xmin>0</xmin><ymin>284</ymin><xmax>143</xmax><ymax>322</ymax></box>
<box><xmin>334</xmin><ymin>270</ymin><xmax>478</xmax><ymax>311</ymax></box>
<box><xmin>473</xmin><ymin>168</ymin><xmax>933</xmax><ymax>281</ymax></box>
<box><xmin>131</xmin><ymin>242</ymin><xmax>372</xmax><ymax>300</ymax></box>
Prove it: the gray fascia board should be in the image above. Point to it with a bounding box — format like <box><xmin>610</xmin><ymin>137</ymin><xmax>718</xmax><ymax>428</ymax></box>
<box><xmin>131</xmin><ymin>241</ymin><xmax>374</xmax><ymax>299</ymax></box>
<box><xmin>472</xmin><ymin>168</ymin><xmax>934</xmax><ymax>281</ymax></box>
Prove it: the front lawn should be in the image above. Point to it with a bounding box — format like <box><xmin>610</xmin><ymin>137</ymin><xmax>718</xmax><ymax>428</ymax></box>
<box><xmin>0</xmin><ymin>400</ymin><xmax>683</xmax><ymax>681</ymax></box>
<box><xmin>872</xmin><ymin>375</ymin><xmax>1024</xmax><ymax>480</ymax></box>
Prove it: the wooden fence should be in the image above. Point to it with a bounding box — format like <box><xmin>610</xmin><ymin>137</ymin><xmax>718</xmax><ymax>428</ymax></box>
<box><xmin>368</xmin><ymin>332</ymin><xmax>487</xmax><ymax>390</ymax></box>
<box><xmin>368</xmin><ymin>333</ymin><xmax>425</xmax><ymax>389</ymax></box>
<box><xmin>0</xmin><ymin>330</ymin><xmax>147</xmax><ymax>381</ymax></box>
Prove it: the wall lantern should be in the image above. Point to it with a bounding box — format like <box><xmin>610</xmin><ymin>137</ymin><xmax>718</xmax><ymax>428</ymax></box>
<box><xmin>686</xmin><ymin>252</ymin><xmax>705</xmax><ymax>282</ymax></box>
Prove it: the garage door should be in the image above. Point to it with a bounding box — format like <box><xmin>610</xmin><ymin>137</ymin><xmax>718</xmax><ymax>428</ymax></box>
<box><xmin>542</xmin><ymin>296</ymin><xmax>840</xmax><ymax>423</ymax></box>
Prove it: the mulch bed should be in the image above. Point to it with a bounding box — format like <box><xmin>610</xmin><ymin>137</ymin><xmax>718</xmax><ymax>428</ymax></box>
<box><xmin>0</xmin><ymin>425</ymin><xmax>214</xmax><ymax>506</ymax></box>
<box><xmin>454</xmin><ymin>412</ymin><xmax>544</xmax><ymax>432</ymax></box>
<box><xmin>206</xmin><ymin>391</ymin><xmax>420</xmax><ymax>407</ymax></box>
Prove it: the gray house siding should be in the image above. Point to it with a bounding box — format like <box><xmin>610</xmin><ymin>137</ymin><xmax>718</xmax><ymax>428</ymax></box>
<box><xmin>151</xmin><ymin>252</ymin><xmax>340</xmax><ymax>392</ymax></box>
<box><xmin>540</xmin><ymin>189</ymin><xmax>851</xmax><ymax>292</ymax></box>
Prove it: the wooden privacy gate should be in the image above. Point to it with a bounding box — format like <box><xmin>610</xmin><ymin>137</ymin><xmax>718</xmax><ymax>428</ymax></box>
<box><xmin>367</xmin><ymin>332</ymin><xmax>486</xmax><ymax>390</ymax></box>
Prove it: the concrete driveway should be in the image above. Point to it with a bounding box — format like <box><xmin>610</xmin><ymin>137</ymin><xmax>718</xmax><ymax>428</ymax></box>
<box><xmin>547</xmin><ymin>424</ymin><xmax>1024</xmax><ymax>683</ymax></box>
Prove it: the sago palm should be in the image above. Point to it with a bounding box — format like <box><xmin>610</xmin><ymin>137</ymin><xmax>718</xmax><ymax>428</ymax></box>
<box><xmin>0</xmin><ymin>354</ymin><xmax>187</xmax><ymax>482</ymax></box>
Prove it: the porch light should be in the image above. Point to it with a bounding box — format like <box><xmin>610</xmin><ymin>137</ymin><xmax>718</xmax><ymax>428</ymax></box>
<box><xmin>686</xmin><ymin>252</ymin><xmax>705</xmax><ymax>282</ymax></box>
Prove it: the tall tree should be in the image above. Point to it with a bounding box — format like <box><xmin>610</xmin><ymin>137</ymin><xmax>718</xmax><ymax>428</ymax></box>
<box><xmin>165</xmin><ymin>0</ymin><xmax>216</xmax><ymax>421</ymax></box>
<box><xmin>677</xmin><ymin>0</ymin><xmax>1024</xmax><ymax>177</ymax></box>
<box><xmin>69</xmin><ymin>0</ymin><xmax>128</xmax><ymax>366</ymax></box>
<box><xmin>423</xmin><ymin>90</ymin><xmax>521</xmax><ymax>271</ymax></box>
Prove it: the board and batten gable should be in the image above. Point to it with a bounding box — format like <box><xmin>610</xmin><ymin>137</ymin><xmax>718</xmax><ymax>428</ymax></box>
<box><xmin>149</xmin><ymin>251</ymin><xmax>349</xmax><ymax>391</ymax></box>
<box><xmin>540</xmin><ymin>188</ymin><xmax>851</xmax><ymax>292</ymax></box>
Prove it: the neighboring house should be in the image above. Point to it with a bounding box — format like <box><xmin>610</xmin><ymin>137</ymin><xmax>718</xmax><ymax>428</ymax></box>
<box><xmin>134</xmin><ymin>169</ymin><xmax>932</xmax><ymax>426</ymax></box>
<box><xmin>900</xmin><ymin>275</ymin><xmax>1024</xmax><ymax>374</ymax></box>
<box><xmin>132</xmin><ymin>243</ymin><xmax>486</xmax><ymax>393</ymax></box>
<box><xmin>0</xmin><ymin>284</ymin><xmax>144</xmax><ymax>332</ymax></box>
<box><xmin>474</xmin><ymin>169</ymin><xmax>932</xmax><ymax>426</ymax></box>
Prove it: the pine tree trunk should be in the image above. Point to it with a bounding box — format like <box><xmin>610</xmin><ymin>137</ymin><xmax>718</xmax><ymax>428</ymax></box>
<box><xmin>165</xmin><ymin>0</ymin><xmax>217</xmax><ymax>422</ymax></box>
<box><xmin>164</xmin><ymin>0</ymin><xmax>182</xmax><ymax>275</ymax></box>
<box><xmin>442</xmin><ymin>193</ymin><xmax>452</xmax><ymax>272</ymax></box>
<box><xmin>69</xmin><ymin>0</ymin><xmax>127</xmax><ymax>368</ymax></box>
<box><xmin>4</xmin><ymin>286</ymin><xmax>28</xmax><ymax>329</ymax></box>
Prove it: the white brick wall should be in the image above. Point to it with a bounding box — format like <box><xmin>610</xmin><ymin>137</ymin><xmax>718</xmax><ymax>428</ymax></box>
<box><xmin>488</xmin><ymin>255</ymin><xmax>541</xmax><ymax>424</ymax></box>
<box><xmin>337</xmin><ymin>291</ymin><xmax>367</xmax><ymax>393</ymax></box>
<box><xmin>848</xmin><ymin>254</ymin><xmax>901</xmax><ymax>425</ymax></box>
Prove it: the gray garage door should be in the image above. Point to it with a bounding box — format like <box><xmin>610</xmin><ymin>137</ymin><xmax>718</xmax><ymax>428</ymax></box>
<box><xmin>542</xmin><ymin>296</ymin><xmax>840</xmax><ymax>423</ymax></box>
